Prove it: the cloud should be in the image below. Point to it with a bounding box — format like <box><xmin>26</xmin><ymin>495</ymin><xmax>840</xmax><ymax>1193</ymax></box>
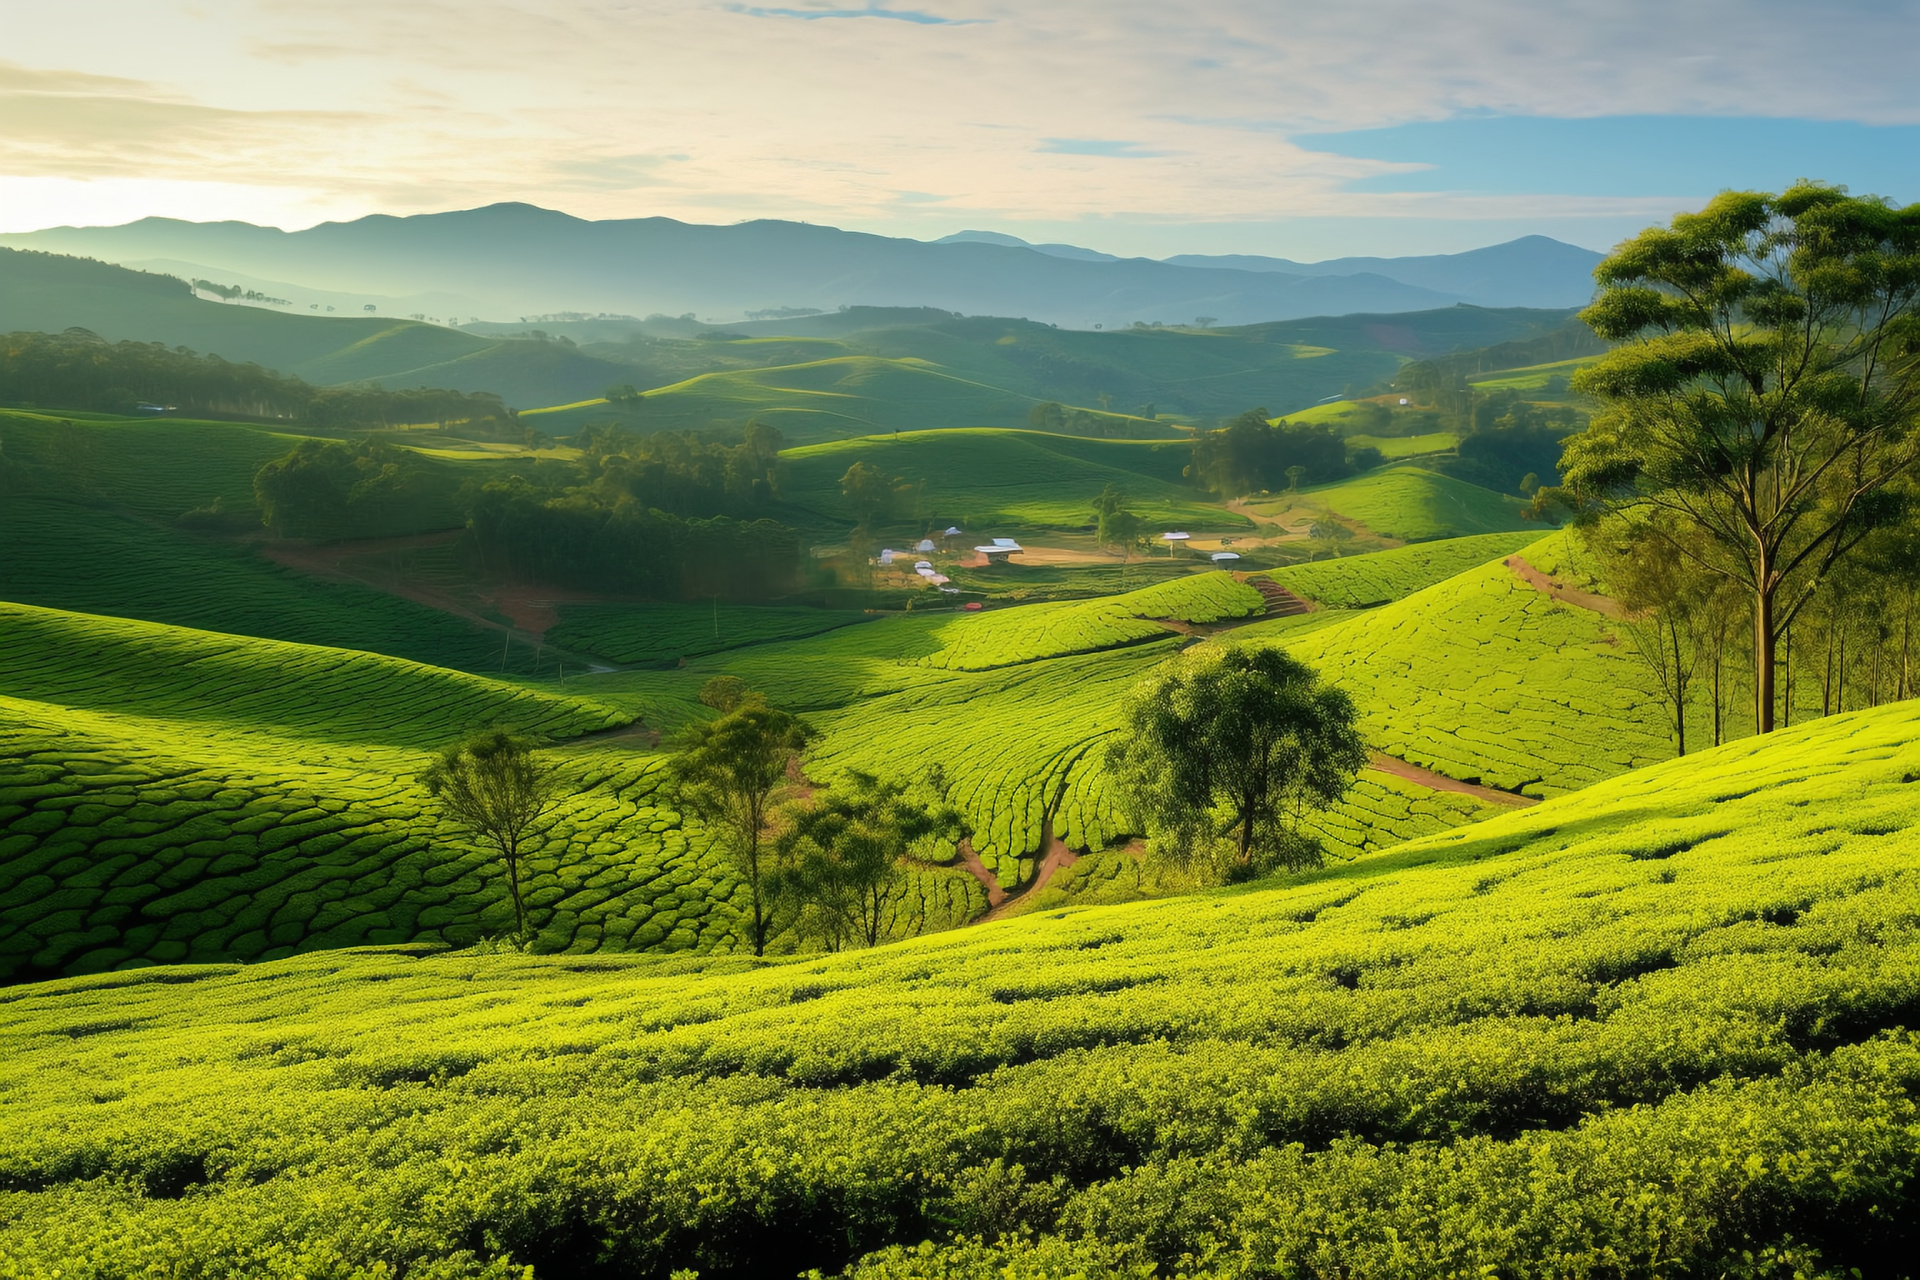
<box><xmin>1038</xmin><ymin>139</ymin><xmax>1165</xmax><ymax>159</ymax></box>
<box><xmin>725</xmin><ymin>3</ymin><xmax>985</xmax><ymax>24</ymax></box>
<box><xmin>4</xmin><ymin>0</ymin><xmax>1919</xmax><ymax>256</ymax></box>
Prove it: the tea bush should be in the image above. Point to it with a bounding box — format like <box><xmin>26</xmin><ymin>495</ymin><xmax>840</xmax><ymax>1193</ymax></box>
<box><xmin>0</xmin><ymin>701</ymin><xmax>1915</xmax><ymax>1276</ymax></box>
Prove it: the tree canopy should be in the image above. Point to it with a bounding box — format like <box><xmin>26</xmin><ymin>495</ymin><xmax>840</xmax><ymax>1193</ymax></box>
<box><xmin>1559</xmin><ymin>183</ymin><xmax>1920</xmax><ymax>732</ymax></box>
<box><xmin>1106</xmin><ymin>646</ymin><xmax>1366</xmax><ymax>879</ymax></box>
<box><xmin>668</xmin><ymin>697</ymin><xmax>812</xmax><ymax>955</ymax></box>
<box><xmin>419</xmin><ymin>729</ymin><xmax>563</xmax><ymax>943</ymax></box>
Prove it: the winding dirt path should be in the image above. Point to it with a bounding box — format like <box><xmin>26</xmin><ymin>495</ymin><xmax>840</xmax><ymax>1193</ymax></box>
<box><xmin>1368</xmin><ymin>752</ymin><xmax>1538</xmax><ymax>808</ymax></box>
<box><xmin>953</xmin><ymin>823</ymin><xmax>1085</xmax><ymax>921</ymax></box>
<box><xmin>1505</xmin><ymin>555</ymin><xmax>1626</xmax><ymax>619</ymax></box>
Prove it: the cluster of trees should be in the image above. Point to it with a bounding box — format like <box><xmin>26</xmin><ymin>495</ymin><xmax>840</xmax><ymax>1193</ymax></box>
<box><xmin>1187</xmin><ymin>408</ymin><xmax>1368</xmax><ymax>498</ymax></box>
<box><xmin>0</xmin><ymin>328</ymin><xmax>517</xmax><ymax>432</ymax></box>
<box><xmin>461</xmin><ymin>421</ymin><xmax>795</xmax><ymax>599</ymax></box>
<box><xmin>466</xmin><ymin>477</ymin><xmax>802</xmax><ymax>600</ymax></box>
<box><xmin>253</xmin><ymin>438</ymin><xmax>450</xmax><ymax>539</ymax></box>
<box><xmin>574</xmin><ymin>420</ymin><xmax>785</xmax><ymax>516</ymax></box>
<box><xmin>668</xmin><ymin>680</ymin><xmax>964</xmax><ymax>955</ymax></box>
<box><xmin>1558</xmin><ymin>183</ymin><xmax>1920</xmax><ymax>741</ymax></box>
<box><xmin>1026</xmin><ymin>400</ymin><xmax>1171</xmax><ymax>439</ymax></box>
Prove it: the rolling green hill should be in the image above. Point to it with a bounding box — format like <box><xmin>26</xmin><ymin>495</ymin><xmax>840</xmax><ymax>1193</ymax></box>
<box><xmin>1272</xmin><ymin>536</ymin><xmax>1662</xmax><ymax>797</ymax></box>
<box><xmin>776</xmin><ymin>428</ymin><xmax>1225</xmax><ymax>529</ymax></box>
<box><xmin>0</xmin><ymin>497</ymin><xmax>548</xmax><ymax>675</ymax></box>
<box><xmin>0</xmin><ymin>249</ymin><xmax>639</xmax><ymax>408</ymax></box>
<box><xmin>2</xmin><ymin>699</ymin><xmax>1914</xmax><ymax>1277</ymax></box>
<box><xmin>1309</xmin><ymin>466</ymin><xmax>1537</xmax><ymax>541</ymax></box>
<box><xmin>521</xmin><ymin>354</ymin><xmax>1068</xmax><ymax>443</ymax></box>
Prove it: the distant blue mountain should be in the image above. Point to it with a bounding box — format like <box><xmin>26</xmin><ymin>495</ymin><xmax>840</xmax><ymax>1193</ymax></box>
<box><xmin>1</xmin><ymin>205</ymin><xmax>1594</xmax><ymax>327</ymax></box>
<box><xmin>1164</xmin><ymin>235</ymin><xmax>1603</xmax><ymax>310</ymax></box>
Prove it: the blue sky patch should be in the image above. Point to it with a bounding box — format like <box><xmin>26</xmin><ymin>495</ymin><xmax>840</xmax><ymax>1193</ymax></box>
<box><xmin>1296</xmin><ymin>116</ymin><xmax>1920</xmax><ymax>201</ymax></box>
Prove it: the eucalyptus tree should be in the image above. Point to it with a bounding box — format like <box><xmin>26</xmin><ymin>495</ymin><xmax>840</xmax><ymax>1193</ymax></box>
<box><xmin>1562</xmin><ymin>184</ymin><xmax>1920</xmax><ymax>732</ymax></box>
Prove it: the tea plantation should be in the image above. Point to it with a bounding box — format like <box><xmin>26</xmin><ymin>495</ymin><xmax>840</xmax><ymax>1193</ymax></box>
<box><xmin>1273</xmin><ymin>535</ymin><xmax>1665</xmax><ymax>797</ymax></box>
<box><xmin>3</xmin><ymin>700</ymin><xmax>1917</xmax><ymax>1278</ymax></box>
<box><xmin>0</xmin><ymin>500</ymin><xmax>548</xmax><ymax>674</ymax></box>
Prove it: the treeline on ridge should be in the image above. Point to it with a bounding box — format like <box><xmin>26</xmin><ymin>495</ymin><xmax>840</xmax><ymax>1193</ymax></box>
<box><xmin>0</xmin><ymin>328</ymin><xmax>517</xmax><ymax>432</ymax></box>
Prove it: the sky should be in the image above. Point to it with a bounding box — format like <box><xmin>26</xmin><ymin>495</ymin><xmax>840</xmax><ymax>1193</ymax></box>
<box><xmin>3</xmin><ymin>0</ymin><xmax>1919</xmax><ymax>260</ymax></box>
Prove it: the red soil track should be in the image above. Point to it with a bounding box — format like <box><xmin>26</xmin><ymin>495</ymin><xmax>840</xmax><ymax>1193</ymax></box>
<box><xmin>1505</xmin><ymin>555</ymin><xmax>1626</xmax><ymax>619</ymax></box>
<box><xmin>1368</xmin><ymin>752</ymin><xmax>1539</xmax><ymax>808</ymax></box>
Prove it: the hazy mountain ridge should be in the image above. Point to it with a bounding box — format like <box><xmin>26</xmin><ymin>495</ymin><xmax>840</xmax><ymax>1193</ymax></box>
<box><xmin>3</xmin><ymin>204</ymin><xmax>1598</xmax><ymax>328</ymax></box>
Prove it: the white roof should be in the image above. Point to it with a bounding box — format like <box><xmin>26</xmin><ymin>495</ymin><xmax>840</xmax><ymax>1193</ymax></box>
<box><xmin>944</xmin><ymin>526</ymin><xmax>963</xmax><ymax>536</ymax></box>
<box><xmin>915</xmin><ymin>560</ymin><xmax>933</xmax><ymax>569</ymax></box>
<box><xmin>916</xmin><ymin>539</ymin><xmax>936</xmax><ymax>552</ymax></box>
<box><xmin>1161</xmin><ymin>531</ymin><xmax>1190</xmax><ymax>541</ymax></box>
<box><xmin>916</xmin><ymin>566</ymin><xmax>938</xmax><ymax>577</ymax></box>
<box><xmin>878</xmin><ymin>550</ymin><xmax>895</xmax><ymax>563</ymax></box>
<box><xmin>1211</xmin><ymin>552</ymin><xmax>1242</xmax><ymax>562</ymax></box>
<box><xmin>975</xmin><ymin>545</ymin><xmax>1014</xmax><ymax>555</ymax></box>
<box><xmin>992</xmin><ymin>538</ymin><xmax>1020</xmax><ymax>549</ymax></box>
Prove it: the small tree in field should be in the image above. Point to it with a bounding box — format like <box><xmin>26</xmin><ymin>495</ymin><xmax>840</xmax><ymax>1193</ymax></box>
<box><xmin>1106</xmin><ymin>647</ymin><xmax>1366</xmax><ymax>880</ymax></box>
<box><xmin>770</xmin><ymin>770</ymin><xmax>962</xmax><ymax>951</ymax></box>
<box><xmin>669</xmin><ymin>698</ymin><xmax>812</xmax><ymax>955</ymax></box>
<box><xmin>420</xmin><ymin>729</ymin><xmax>563</xmax><ymax>943</ymax></box>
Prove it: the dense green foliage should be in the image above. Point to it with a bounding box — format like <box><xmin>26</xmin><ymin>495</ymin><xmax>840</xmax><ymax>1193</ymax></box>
<box><xmin>1188</xmin><ymin>409</ymin><xmax>1358</xmax><ymax>498</ymax></box>
<box><xmin>1108</xmin><ymin>646</ymin><xmax>1367</xmax><ymax>873</ymax></box>
<box><xmin>2</xmin><ymin>702</ymin><xmax>1917</xmax><ymax>1276</ymax></box>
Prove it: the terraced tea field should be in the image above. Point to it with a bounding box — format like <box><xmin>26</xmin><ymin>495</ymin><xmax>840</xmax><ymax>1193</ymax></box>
<box><xmin>0</xmin><ymin>497</ymin><xmax>543</xmax><ymax>673</ymax></box>
<box><xmin>1266</xmin><ymin>529</ymin><xmax>1543</xmax><ymax>608</ymax></box>
<box><xmin>0</xmin><ymin>603</ymin><xmax>623</xmax><ymax>747</ymax></box>
<box><xmin>546</xmin><ymin>600</ymin><xmax>873</xmax><ymax>667</ymax></box>
<box><xmin>1273</xmin><ymin>537</ymin><xmax>1665</xmax><ymax>796</ymax></box>
<box><xmin>3</xmin><ymin>700</ymin><xmax>1916</xmax><ymax>1277</ymax></box>
<box><xmin>912</xmin><ymin>571</ymin><xmax>1262</xmax><ymax>671</ymax></box>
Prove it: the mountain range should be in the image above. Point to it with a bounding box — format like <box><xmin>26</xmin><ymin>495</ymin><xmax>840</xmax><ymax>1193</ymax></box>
<box><xmin>1</xmin><ymin>205</ymin><xmax>1603</xmax><ymax>330</ymax></box>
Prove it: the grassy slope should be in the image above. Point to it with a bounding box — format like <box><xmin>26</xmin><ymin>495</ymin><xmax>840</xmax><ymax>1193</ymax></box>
<box><xmin>1310</xmin><ymin>466</ymin><xmax>1537</xmax><ymax>541</ymax></box>
<box><xmin>777</xmin><ymin>428</ymin><xmax>1226</xmax><ymax>529</ymax></box>
<box><xmin>1</xmin><ymin>701</ymin><xmax>1915</xmax><ymax>1276</ymax></box>
<box><xmin>522</xmin><ymin>355</ymin><xmax>1055</xmax><ymax>444</ymax></box>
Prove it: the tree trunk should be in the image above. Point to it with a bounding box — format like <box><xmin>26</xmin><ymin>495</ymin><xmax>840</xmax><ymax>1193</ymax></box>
<box><xmin>1669</xmin><ymin>621</ymin><xmax>1687</xmax><ymax>757</ymax></box>
<box><xmin>1711</xmin><ymin>646</ymin><xmax>1724</xmax><ymax>748</ymax></box>
<box><xmin>746</xmin><ymin>830</ymin><xmax>766</xmax><ymax>957</ymax></box>
<box><xmin>503</xmin><ymin>837</ymin><xmax>527</xmax><ymax>939</ymax></box>
<box><xmin>1755</xmin><ymin>586</ymin><xmax>1777</xmax><ymax>734</ymax></box>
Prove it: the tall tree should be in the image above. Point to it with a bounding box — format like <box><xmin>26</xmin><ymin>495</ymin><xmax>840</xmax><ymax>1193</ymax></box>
<box><xmin>1561</xmin><ymin>184</ymin><xmax>1920</xmax><ymax>732</ymax></box>
<box><xmin>668</xmin><ymin>698</ymin><xmax>812</xmax><ymax>955</ymax></box>
<box><xmin>1106</xmin><ymin>647</ymin><xmax>1366</xmax><ymax>879</ymax></box>
<box><xmin>420</xmin><ymin>729</ymin><xmax>564</xmax><ymax>943</ymax></box>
